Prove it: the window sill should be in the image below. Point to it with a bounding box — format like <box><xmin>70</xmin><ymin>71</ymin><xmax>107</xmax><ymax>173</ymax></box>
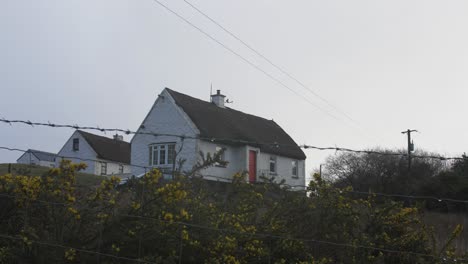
<box><xmin>150</xmin><ymin>165</ymin><xmax>174</xmax><ymax>168</ymax></box>
<box><xmin>149</xmin><ymin>165</ymin><xmax>175</xmax><ymax>174</ymax></box>
<box><xmin>269</xmin><ymin>172</ymin><xmax>277</xmax><ymax>176</ymax></box>
<box><xmin>292</xmin><ymin>176</ymin><xmax>299</xmax><ymax>179</ymax></box>
<box><xmin>215</xmin><ymin>164</ymin><xmax>227</xmax><ymax>168</ymax></box>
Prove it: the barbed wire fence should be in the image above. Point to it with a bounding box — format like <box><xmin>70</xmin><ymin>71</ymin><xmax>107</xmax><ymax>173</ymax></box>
<box><xmin>1</xmin><ymin>118</ymin><xmax>465</xmax><ymax>161</ymax></box>
<box><xmin>0</xmin><ymin>189</ymin><xmax>465</xmax><ymax>263</ymax></box>
<box><xmin>0</xmin><ymin>164</ymin><xmax>466</xmax><ymax>262</ymax></box>
<box><xmin>1</xmin><ymin>118</ymin><xmax>468</xmax><ymax>262</ymax></box>
<box><xmin>0</xmin><ymin>168</ymin><xmax>465</xmax><ymax>262</ymax></box>
<box><xmin>2</xmin><ymin>146</ymin><xmax>468</xmax><ymax>205</ymax></box>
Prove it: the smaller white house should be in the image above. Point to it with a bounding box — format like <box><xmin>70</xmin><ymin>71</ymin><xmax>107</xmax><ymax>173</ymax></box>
<box><xmin>56</xmin><ymin>130</ymin><xmax>131</xmax><ymax>176</ymax></box>
<box><xmin>17</xmin><ymin>149</ymin><xmax>57</xmax><ymax>168</ymax></box>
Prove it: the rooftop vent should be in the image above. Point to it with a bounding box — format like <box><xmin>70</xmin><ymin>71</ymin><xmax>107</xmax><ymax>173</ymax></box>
<box><xmin>113</xmin><ymin>134</ymin><xmax>124</xmax><ymax>141</ymax></box>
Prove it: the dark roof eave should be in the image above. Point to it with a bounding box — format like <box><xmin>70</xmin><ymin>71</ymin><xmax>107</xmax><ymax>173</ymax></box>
<box><xmin>77</xmin><ymin>130</ymin><xmax>131</xmax><ymax>164</ymax></box>
<box><xmin>166</xmin><ymin>88</ymin><xmax>305</xmax><ymax>160</ymax></box>
<box><xmin>199</xmin><ymin>138</ymin><xmax>306</xmax><ymax>160</ymax></box>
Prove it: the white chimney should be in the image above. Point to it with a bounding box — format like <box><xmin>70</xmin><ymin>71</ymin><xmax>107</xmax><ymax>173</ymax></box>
<box><xmin>113</xmin><ymin>134</ymin><xmax>124</xmax><ymax>141</ymax></box>
<box><xmin>211</xmin><ymin>90</ymin><xmax>226</xmax><ymax>108</ymax></box>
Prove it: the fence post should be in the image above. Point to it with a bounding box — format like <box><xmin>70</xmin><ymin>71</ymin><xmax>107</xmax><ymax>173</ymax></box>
<box><xmin>178</xmin><ymin>225</ymin><xmax>184</xmax><ymax>264</ymax></box>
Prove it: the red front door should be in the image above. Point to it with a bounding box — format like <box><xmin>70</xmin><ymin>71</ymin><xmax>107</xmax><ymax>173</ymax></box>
<box><xmin>248</xmin><ymin>150</ymin><xmax>257</xmax><ymax>183</ymax></box>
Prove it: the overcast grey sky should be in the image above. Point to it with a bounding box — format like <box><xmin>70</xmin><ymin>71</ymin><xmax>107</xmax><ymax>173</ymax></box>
<box><xmin>1</xmin><ymin>0</ymin><xmax>467</xmax><ymax>175</ymax></box>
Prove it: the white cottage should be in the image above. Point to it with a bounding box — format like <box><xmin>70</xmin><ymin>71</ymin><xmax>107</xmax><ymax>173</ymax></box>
<box><xmin>57</xmin><ymin>130</ymin><xmax>132</xmax><ymax>176</ymax></box>
<box><xmin>17</xmin><ymin>149</ymin><xmax>57</xmax><ymax>168</ymax></box>
<box><xmin>131</xmin><ymin>88</ymin><xmax>306</xmax><ymax>187</ymax></box>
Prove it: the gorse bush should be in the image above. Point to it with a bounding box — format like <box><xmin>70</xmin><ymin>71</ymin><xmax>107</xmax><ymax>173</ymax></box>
<box><xmin>0</xmin><ymin>161</ymin><xmax>464</xmax><ymax>263</ymax></box>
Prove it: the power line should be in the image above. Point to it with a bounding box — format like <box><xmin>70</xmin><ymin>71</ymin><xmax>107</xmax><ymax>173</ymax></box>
<box><xmin>0</xmin><ymin>118</ymin><xmax>465</xmax><ymax>161</ymax></box>
<box><xmin>160</xmin><ymin>0</ymin><xmax>382</xmax><ymax>142</ymax></box>
<box><xmin>181</xmin><ymin>0</ymin><xmax>362</xmax><ymax>127</ymax></box>
<box><xmin>150</xmin><ymin>0</ymin><xmax>345</xmax><ymax>122</ymax></box>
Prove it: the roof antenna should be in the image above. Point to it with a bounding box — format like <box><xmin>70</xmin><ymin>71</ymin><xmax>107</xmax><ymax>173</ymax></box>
<box><xmin>210</xmin><ymin>83</ymin><xmax>213</xmax><ymax>101</ymax></box>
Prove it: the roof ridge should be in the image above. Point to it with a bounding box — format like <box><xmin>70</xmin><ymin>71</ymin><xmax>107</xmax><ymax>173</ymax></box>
<box><xmin>28</xmin><ymin>149</ymin><xmax>57</xmax><ymax>155</ymax></box>
<box><xmin>165</xmin><ymin>88</ymin><xmax>306</xmax><ymax>160</ymax></box>
<box><xmin>77</xmin><ymin>130</ymin><xmax>130</xmax><ymax>145</ymax></box>
<box><xmin>166</xmin><ymin>88</ymin><xmax>275</xmax><ymax>124</ymax></box>
<box><xmin>76</xmin><ymin>130</ymin><xmax>131</xmax><ymax>164</ymax></box>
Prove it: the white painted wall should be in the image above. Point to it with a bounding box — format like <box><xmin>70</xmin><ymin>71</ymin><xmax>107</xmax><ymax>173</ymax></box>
<box><xmin>56</xmin><ymin>131</ymin><xmax>97</xmax><ymax>174</ymax></box>
<box><xmin>17</xmin><ymin>152</ymin><xmax>39</xmax><ymax>165</ymax></box>
<box><xmin>199</xmin><ymin>142</ymin><xmax>306</xmax><ymax>187</ymax></box>
<box><xmin>130</xmin><ymin>89</ymin><xmax>200</xmax><ymax>176</ymax></box>
<box><xmin>93</xmin><ymin>159</ymin><xmax>132</xmax><ymax>176</ymax></box>
<box><xmin>198</xmin><ymin>141</ymin><xmax>245</xmax><ymax>181</ymax></box>
<box><xmin>56</xmin><ymin>131</ymin><xmax>132</xmax><ymax>176</ymax></box>
<box><xmin>256</xmin><ymin>152</ymin><xmax>306</xmax><ymax>188</ymax></box>
<box><xmin>17</xmin><ymin>152</ymin><xmax>55</xmax><ymax>168</ymax></box>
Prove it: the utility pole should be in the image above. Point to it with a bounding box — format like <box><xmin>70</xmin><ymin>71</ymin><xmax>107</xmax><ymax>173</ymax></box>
<box><xmin>401</xmin><ymin>129</ymin><xmax>418</xmax><ymax>170</ymax></box>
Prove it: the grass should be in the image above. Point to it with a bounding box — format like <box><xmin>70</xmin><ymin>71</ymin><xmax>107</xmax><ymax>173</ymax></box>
<box><xmin>0</xmin><ymin>163</ymin><xmax>105</xmax><ymax>186</ymax></box>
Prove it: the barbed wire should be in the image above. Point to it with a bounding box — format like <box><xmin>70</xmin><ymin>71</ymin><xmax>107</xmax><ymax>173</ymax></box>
<box><xmin>121</xmin><ymin>214</ymin><xmax>461</xmax><ymax>263</ymax></box>
<box><xmin>0</xmin><ymin>190</ymin><xmax>464</xmax><ymax>263</ymax></box>
<box><xmin>301</xmin><ymin>145</ymin><xmax>464</xmax><ymax>161</ymax></box>
<box><xmin>0</xmin><ymin>146</ymin><xmax>151</xmax><ymax>170</ymax></box>
<box><xmin>0</xmin><ymin>233</ymin><xmax>158</xmax><ymax>263</ymax></box>
<box><xmin>198</xmin><ymin>174</ymin><xmax>468</xmax><ymax>204</ymax></box>
<box><xmin>341</xmin><ymin>190</ymin><xmax>468</xmax><ymax>204</ymax></box>
<box><xmin>1</xmin><ymin>118</ymin><xmax>465</xmax><ymax>161</ymax></box>
<box><xmin>0</xmin><ymin>145</ymin><xmax>465</xmax><ymax>261</ymax></box>
<box><xmin>2</xmin><ymin>146</ymin><xmax>468</xmax><ymax>205</ymax></box>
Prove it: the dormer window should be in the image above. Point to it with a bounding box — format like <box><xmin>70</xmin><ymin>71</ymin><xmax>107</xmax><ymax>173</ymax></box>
<box><xmin>72</xmin><ymin>138</ymin><xmax>79</xmax><ymax>151</ymax></box>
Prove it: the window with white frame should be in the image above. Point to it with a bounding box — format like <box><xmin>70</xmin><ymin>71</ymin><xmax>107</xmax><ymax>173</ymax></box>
<box><xmin>215</xmin><ymin>146</ymin><xmax>226</xmax><ymax>167</ymax></box>
<box><xmin>149</xmin><ymin>143</ymin><xmax>176</xmax><ymax>166</ymax></box>
<box><xmin>292</xmin><ymin>160</ymin><xmax>298</xmax><ymax>177</ymax></box>
<box><xmin>100</xmin><ymin>162</ymin><xmax>107</xmax><ymax>175</ymax></box>
<box><xmin>269</xmin><ymin>156</ymin><xmax>277</xmax><ymax>174</ymax></box>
